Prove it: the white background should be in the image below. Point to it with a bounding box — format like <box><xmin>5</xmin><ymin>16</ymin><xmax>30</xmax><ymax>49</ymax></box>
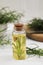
<box><xmin>0</xmin><ymin>0</ymin><xmax>43</xmax><ymax>21</ymax></box>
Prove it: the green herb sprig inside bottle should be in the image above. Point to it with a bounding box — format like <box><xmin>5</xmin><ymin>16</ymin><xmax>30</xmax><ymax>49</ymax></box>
<box><xmin>12</xmin><ymin>23</ymin><xmax>26</xmax><ymax>60</ymax></box>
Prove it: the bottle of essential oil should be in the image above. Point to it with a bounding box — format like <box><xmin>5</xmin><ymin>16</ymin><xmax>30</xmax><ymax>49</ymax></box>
<box><xmin>12</xmin><ymin>23</ymin><xmax>26</xmax><ymax>60</ymax></box>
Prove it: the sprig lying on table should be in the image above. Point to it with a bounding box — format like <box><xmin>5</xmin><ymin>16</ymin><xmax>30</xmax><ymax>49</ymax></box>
<box><xmin>26</xmin><ymin>47</ymin><xmax>43</xmax><ymax>56</ymax></box>
<box><xmin>0</xmin><ymin>38</ymin><xmax>10</xmax><ymax>45</ymax></box>
<box><xmin>0</xmin><ymin>34</ymin><xmax>10</xmax><ymax>45</ymax></box>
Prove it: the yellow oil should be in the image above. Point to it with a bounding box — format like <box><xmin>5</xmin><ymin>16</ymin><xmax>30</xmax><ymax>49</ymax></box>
<box><xmin>12</xmin><ymin>34</ymin><xmax>26</xmax><ymax>60</ymax></box>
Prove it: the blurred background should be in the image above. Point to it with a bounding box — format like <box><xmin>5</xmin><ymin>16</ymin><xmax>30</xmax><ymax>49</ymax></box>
<box><xmin>0</xmin><ymin>0</ymin><xmax>43</xmax><ymax>43</ymax></box>
<box><xmin>0</xmin><ymin>0</ymin><xmax>43</xmax><ymax>40</ymax></box>
<box><xmin>0</xmin><ymin>0</ymin><xmax>43</xmax><ymax>21</ymax></box>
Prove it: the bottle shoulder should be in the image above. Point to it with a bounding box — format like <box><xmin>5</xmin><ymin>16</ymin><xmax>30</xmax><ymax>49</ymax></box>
<box><xmin>12</xmin><ymin>30</ymin><xmax>25</xmax><ymax>34</ymax></box>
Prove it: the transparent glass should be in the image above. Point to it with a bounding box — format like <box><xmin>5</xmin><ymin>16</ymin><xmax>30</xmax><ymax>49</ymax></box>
<box><xmin>12</xmin><ymin>30</ymin><xmax>26</xmax><ymax>60</ymax></box>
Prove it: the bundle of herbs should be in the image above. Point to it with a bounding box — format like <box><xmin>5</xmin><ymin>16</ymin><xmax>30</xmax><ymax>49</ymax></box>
<box><xmin>0</xmin><ymin>7</ymin><xmax>23</xmax><ymax>24</ymax></box>
<box><xmin>26</xmin><ymin>47</ymin><xmax>43</xmax><ymax>56</ymax></box>
<box><xmin>27</xmin><ymin>18</ymin><xmax>43</xmax><ymax>31</ymax></box>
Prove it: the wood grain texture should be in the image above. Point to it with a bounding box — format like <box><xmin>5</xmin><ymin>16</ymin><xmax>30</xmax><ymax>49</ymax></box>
<box><xmin>24</xmin><ymin>25</ymin><xmax>43</xmax><ymax>42</ymax></box>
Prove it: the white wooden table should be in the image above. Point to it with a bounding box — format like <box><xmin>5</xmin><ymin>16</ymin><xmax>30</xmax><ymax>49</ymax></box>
<box><xmin>0</xmin><ymin>38</ymin><xmax>43</xmax><ymax>65</ymax></box>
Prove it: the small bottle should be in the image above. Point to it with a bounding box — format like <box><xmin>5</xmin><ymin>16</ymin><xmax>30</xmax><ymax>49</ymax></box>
<box><xmin>12</xmin><ymin>23</ymin><xmax>26</xmax><ymax>60</ymax></box>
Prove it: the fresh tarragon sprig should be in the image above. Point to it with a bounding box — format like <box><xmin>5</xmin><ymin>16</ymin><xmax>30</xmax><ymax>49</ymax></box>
<box><xmin>26</xmin><ymin>47</ymin><xmax>43</xmax><ymax>56</ymax></box>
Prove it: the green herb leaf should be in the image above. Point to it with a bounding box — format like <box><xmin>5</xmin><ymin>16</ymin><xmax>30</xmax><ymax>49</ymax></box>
<box><xmin>26</xmin><ymin>47</ymin><xmax>43</xmax><ymax>56</ymax></box>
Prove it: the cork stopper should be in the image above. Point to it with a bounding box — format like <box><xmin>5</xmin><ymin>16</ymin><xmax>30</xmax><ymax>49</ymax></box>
<box><xmin>14</xmin><ymin>23</ymin><xmax>23</xmax><ymax>31</ymax></box>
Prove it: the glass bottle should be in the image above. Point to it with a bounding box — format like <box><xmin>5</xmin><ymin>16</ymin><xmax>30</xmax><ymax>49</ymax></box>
<box><xmin>12</xmin><ymin>23</ymin><xmax>26</xmax><ymax>60</ymax></box>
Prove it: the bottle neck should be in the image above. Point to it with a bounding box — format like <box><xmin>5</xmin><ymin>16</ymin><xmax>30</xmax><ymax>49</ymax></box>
<box><xmin>14</xmin><ymin>29</ymin><xmax>25</xmax><ymax>34</ymax></box>
<box><xmin>14</xmin><ymin>23</ymin><xmax>24</xmax><ymax>31</ymax></box>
